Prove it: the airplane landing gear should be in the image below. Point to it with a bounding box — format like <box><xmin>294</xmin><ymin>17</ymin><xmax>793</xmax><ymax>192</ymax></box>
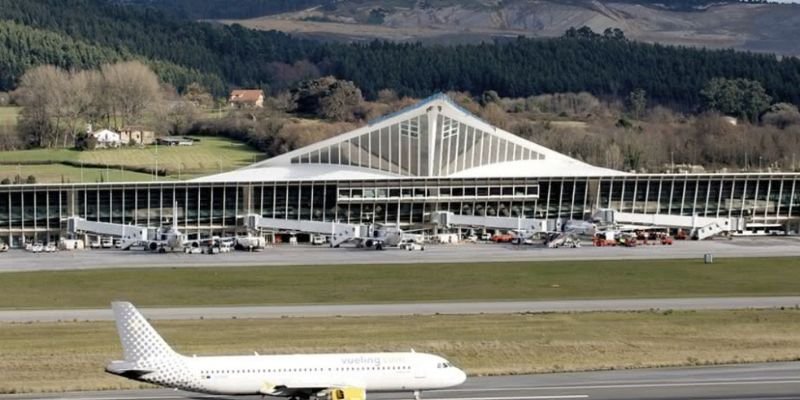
<box><xmin>413</xmin><ymin>390</ymin><xmax>421</xmax><ymax>400</ymax></box>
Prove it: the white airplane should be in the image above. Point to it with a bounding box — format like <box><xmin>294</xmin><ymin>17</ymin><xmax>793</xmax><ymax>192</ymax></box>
<box><xmin>105</xmin><ymin>302</ymin><xmax>466</xmax><ymax>399</ymax></box>
<box><xmin>351</xmin><ymin>225</ymin><xmax>426</xmax><ymax>251</ymax></box>
<box><xmin>351</xmin><ymin>225</ymin><xmax>403</xmax><ymax>250</ymax></box>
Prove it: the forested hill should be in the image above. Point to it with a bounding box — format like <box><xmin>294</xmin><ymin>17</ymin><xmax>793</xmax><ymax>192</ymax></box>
<box><xmin>1</xmin><ymin>0</ymin><xmax>800</xmax><ymax>110</ymax></box>
<box><xmin>117</xmin><ymin>0</ymin><xmax>758</xmax><ymax>20</ymax></box>
<box><xmin>115</xmin><ymin>0</ymin><xmax>330</xmax><ymax>19</ymax></box>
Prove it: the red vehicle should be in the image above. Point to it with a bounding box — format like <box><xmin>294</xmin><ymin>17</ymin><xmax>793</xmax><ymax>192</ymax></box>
<box><xmin>492</xmin><ymin>233</ymin><xmax>516</xmax><ymax>243</ymax></box>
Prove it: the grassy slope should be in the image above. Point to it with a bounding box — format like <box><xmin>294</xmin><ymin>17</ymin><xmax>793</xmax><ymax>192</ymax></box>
<box><xmin>0</xmin><ymin>137</ymin><xmax>262</xmax><ymax>182</ymax></box>
<box><xmin>2</xmin><ymin>258</ymin><xmax>799</xmax><ymax>309</ymax></box>
<box><xmin>0</xmin><ymin>107</ymin><xmax>19</xmax><ymax>127</ymax></box>
<box><xmin>1</xmin><ymin>309</ymin><xmax>799</xmax><ymax>393</ymax></box>
<box><xmin>0</xmin><ymin>164</ymin><xmax>166</xmax><ymax>183</ymax></box>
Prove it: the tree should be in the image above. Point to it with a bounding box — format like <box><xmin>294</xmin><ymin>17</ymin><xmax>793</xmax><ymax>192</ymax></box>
<box><xmin>161</xmin><ymin>100</ymin><xmax>199</xmax><ymax>135</ymax></box>
<box><xmin>762</xmin><ymin>103</ymin><xmax>800</xmax><ymax>129</ymax></box>
<box><xmin>480</xmin><ymin>90</ymin><xmax>501</xmax><ymax>107</ymax></box>
<box><xmin>101</xmin><ymin>61</ymin><xmax>162</xmax><ymax>128</ymax></box>
<box><xmin>25</xmin><ymin>175</ymin><xmax>36</xmax><ymax>184</ymax></box>
<box><xmin>74</xmin><ymin>132</ymin><xmax>97</xmax><ymax>151</ymax></box>
<box><xmin>183</xmin><ymin>83</ymin><xmax>214</xmax><ymax>109</ymax></box>
<box><xmin>628</xmin><ymin>88</ymin><xmax>647</xmax><ymax>119</ymax></box>
<box><xmin>701</xmin><ymin>78</ymin><xmax>772</xmax><ymax>123</ymax></box>
<box><xmin>291</xmin><ymin>76</ymin><xmax>363</xmax><ymax>122</ymax></box>
<box><xmin>13</xmin><ymin>65</ymin><xmax>71</xmax><ymax>147</ymax></box>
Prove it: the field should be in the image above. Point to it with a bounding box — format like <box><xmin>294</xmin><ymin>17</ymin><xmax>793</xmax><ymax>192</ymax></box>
<box><xmin>2</xmin><ymin>258</ymin><xmax>799</xmax><ymax>309</ymax></box>
<box><xmin>0</xmin><ymin>106</ymin><xmax>20</xmax><ymax>127</ymax></box>
<box><xmin>1</xmin><ymin>309</ymin><xmax>799</xmax><ymax>393</ymax></box>
<box><xmin>0</xmin><ymin>163</ymin><xmax>164</xmax><ymax>183</ymax></box>
<box><xmin>225</xmin><ymin>0</ymin><xmax>800</xmax><ymax>55</ymax></box>
<box><xmin>0</xmin><ymin>136</ymin><xmax>263</xmax><ymax>183</ymax></box>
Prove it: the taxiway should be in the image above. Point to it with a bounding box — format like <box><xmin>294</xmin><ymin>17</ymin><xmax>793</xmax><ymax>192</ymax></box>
<box><xmin>2</xmin><ymin>362</ymin><xmax>799</xmax><ymax>400</ymax></box>
<box><xmin>0</xmin><ymin>237</ymin><xmax>799</xmax><ymax>273</ymax></box>
<box><xmin>1</xmin><ymin>296</ymin><xmax>799</xmax><ymax>322</ymax></box>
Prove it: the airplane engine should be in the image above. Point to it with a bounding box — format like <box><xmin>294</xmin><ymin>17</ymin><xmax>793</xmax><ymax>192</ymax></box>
<box><xmin>329</xmin><ymin>387</ymin><xmax>366</xmax><ymax>400</ymax></box>
<box><xmin>364</xmin><ymin>239</ymin><xmax>374</xmax><ymax>248</ymax></box>
<box><xmin>148</xmin><ymin>242</ymin><xmax>158</xmax><ymax>251</ymax></box>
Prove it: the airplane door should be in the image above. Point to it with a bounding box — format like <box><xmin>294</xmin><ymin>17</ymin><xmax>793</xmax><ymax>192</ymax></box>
<box><xmin>413</xmin><ymin>366</ymin><xmax>426</xmax><ymax>379</ymax></box>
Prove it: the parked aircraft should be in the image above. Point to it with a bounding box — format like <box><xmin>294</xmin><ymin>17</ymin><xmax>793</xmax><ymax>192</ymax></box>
<box><xmin>235</xmin><ymin>233</ymin><xmax>268</xmax><ymax>251</ymax></box>
<box><xmin>350</xmin><ymin>225</ymin><xmax>426</xmax><ymax>250</ymax></box>
<box><xmin>106</xmin><ymin>302</ymin><xmax>466</xmax><ymax>399</ymax></box>
<box><xmin>562</xmin><ymin>220</ymin><xmax>597</xmax><ymax>236</ymax></box>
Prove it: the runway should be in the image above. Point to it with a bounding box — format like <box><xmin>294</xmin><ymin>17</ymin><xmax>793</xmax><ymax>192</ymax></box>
<box><xmin>1</xmin><ymin>237</ymin><xmax>799</xmax><ymax>273</ymax></box>
<box><xmin>2</xmin><ymin>296</ymin><xmax>799</xmax><ymax>322</ymax></box>
<box><xmin>2</xmin><ymin>362</ymin><xmax>799</xmax><ymax>400</ymax></box>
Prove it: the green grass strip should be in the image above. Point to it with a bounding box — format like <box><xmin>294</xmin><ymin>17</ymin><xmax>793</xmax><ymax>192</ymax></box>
<box><xmin>2</xmin><ymin>258</ymin><xmax>799</xmax><ymax>309</ymax></box>
<box><xmin>1</xmin><ymin>310</ymin><xmax>800</xmax><ymax>393</ymax></box>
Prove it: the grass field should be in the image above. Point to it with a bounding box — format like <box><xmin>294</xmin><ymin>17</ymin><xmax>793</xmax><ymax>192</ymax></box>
<box><xmin>0</xmin><ymin>163</ymin><xmax>165</xmax><ymax>183</ymax></box>
<box><xmin>0</xmin><ymin>136</ymin><xmax>263</xmax><ymax>183</ymax></box>
<box><xmin>0</xmin><ymin>106</ymin><xmax>20</xmax><ymax>127</ymax></box>
<box><xmin>1</xmin><ymin>309</ymin><xmax>799</xmax><ymax>393</ymax></box>
<box><xmin>2</xmin><ymin>258</ymin><xmax>799</xmax><ymax>309</ymax></box>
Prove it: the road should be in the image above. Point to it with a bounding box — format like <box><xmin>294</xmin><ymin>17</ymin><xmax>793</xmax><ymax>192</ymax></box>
<box><xmin>2</xmin><ymin>362</ymin><xmax>799</xmax><ymax>400</ymax></box>
<box><xmin>2</xmin><ymin>296</ymin><xmax>799</xmax><ymax>322</ymax></box>
<box><xmin>1</xmin><ymin>237</ymin><xmax>799</xmax><ymax>272</ymax></box>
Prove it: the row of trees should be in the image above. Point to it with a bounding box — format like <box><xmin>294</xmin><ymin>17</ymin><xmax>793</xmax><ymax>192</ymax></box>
<box><xmin>2</xmin><ymin>0</ymin><xmax>800</xmax><ymax>111</ymax></box>
<box><xmin>14</xmin><ymin>61</ymin><xmax>162</xmax><ymax>148</ymax></box>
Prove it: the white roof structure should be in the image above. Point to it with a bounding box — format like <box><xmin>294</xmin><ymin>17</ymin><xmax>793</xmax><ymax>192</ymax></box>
<box><xmin>195</xmin><ymin>94</ymin><xmax>627</xmax><ymax>182</ymax></box>
<box><xmin>92</xmin><ymin>129</ymin><xmax>121</xmax><ymax>143</ymax></box>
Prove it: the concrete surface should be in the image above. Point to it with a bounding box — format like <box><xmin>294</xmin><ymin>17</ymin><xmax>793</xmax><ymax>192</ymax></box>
<box><xmin>1</xmin><ymin>237</ymin><xmax>799</xmax><ymax>273</ymax></box>
<box><xmin>2</xmin><ymin>362</ymin><xmax>799</xmax><ymax>400</ymax></box>
<box><xmin>2</xmin><ymin>297</ymin><xmax>800</xmax><ymax>322</ymax></box>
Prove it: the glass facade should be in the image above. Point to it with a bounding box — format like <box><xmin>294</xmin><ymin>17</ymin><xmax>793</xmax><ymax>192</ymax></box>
<box><xmin>1</xmin><ymin>173</ymin><xmax>798</xmax><ymax>246</ymax></box>
<box><xmin>287</xmin><ymin>108</ymin><xmax>542</xmax><ymax>177</ymax></box>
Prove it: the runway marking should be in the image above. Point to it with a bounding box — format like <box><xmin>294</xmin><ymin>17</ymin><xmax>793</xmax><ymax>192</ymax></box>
<box><xmin>46</xmin><ymin>397</ymin><xmax>187</xmax><ymax>400</ymax></box>
<box><xmin>440</xmin><ymin>376</ymin><xmax>800</xmax><ymax>392</ymax></box>
<box><xmin>422</xmin><ymin>397</ymin><xmax>588</xmax><ymax>400</ymax></box>
<box><xmin>439</xmin><ymin>379</ymin><xmax>800</xmax><ymax>392</ymax></box>
<box><xmin>40</xmin><ymin>396</ymin><xmax>592</xmax><ymax>400</ymax></box>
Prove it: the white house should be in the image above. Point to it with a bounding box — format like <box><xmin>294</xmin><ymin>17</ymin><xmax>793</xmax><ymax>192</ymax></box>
<box><xmin>92</xmin><ymin>129</ymin><xmax>121</xmax><ymax>148</ymax></box>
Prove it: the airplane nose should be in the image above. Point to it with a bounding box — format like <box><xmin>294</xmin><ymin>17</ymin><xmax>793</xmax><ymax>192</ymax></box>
<box><xmin>454</xmin><ymin>368</ymin><xmax>467</xmax><ymax>385</ymax></box>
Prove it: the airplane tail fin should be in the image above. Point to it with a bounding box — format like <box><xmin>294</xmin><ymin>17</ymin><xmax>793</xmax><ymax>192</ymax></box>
<box><xmin>112</xmin><ymin>301</ymin><xmax>177</xmax><ymax>361</ymax></box>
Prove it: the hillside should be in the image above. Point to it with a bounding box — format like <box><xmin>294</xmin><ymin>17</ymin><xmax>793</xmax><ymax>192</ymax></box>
<box><xmin>223</xmin><ymin>0</ymin><xmax>800</xmax><ymax>55</ymax></box>
<box><xmin>1</xmin><ymin>0</ymin><xmax>800</xmax><ymax>110</ymax></box>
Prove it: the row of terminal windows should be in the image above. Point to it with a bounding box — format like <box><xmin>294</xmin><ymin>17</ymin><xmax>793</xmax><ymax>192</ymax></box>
<box><xmin>201</xmin><ymin>366</ymin><xmax>412</xmax><ymax>375</ymax></box>
<box><xmin>339</xmin><ymin>186</ymin><xmax>540</xmax><ymax>199</ymax></box>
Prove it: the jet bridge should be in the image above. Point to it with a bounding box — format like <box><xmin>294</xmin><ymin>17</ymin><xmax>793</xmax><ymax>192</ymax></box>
<box><xmin>245</xmin><ymin>215</ymin><xmax>364</xmax><ymax>247</ymax></box>
<box><xmin>430</xmin><ymin>211</ymin><xmax>547</xmax><ymax>233</ymax></box>
<box><xmin>593</xmin><ymin>209</ymin><xmax>734</xmax><ymax>240</ymax></box>
<box><xmin>66</xmin><ymin>217</ymin><xmax>151</xmax><ymax>249</ymax></box>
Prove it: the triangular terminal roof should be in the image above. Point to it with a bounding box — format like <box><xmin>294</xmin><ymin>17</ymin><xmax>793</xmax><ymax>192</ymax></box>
<box><xmin>196</xmin><ymin>94</ymin><xmax>626</xmax><ymax>182</ymax></box>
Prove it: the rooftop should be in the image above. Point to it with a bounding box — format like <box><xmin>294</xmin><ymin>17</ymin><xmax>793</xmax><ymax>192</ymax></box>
<box><xmin>194</xmin><ymin>94</ymin><xmax>627</xmax><ymax>183</ymax></box>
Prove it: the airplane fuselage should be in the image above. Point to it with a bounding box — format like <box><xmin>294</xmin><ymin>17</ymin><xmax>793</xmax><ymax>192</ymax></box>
<box><xmin>115</xmin><ymin>352</ymin><xmax>465</xmax><ymax>396</ymax></box>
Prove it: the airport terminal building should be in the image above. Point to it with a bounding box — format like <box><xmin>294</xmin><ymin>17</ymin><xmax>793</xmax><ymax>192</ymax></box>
<box><xmin>1</xmin><ymin>94</ymin><xmax>799</xmax><ymax>245</ymax></box>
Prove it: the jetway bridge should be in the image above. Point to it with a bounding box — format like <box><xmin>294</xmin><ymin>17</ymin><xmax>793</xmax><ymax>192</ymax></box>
<box><xmin>593</xmin><ymin>209</ymin><xmax>734</xmax><ymax>240</ymax></box>
<box><xmin>245</xmin><ymin>215</ymin><xmax>367</xmax><ymax>247</ymax></box>
<box><xmin>429</xmin><ymin>211</ymin><xmax>547</xmax><ymax>233</ymax></box>
<box><xmin>66</xmin><ymin>217</ymin><xmax>153</xmax><ymax>249</ymax></box>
